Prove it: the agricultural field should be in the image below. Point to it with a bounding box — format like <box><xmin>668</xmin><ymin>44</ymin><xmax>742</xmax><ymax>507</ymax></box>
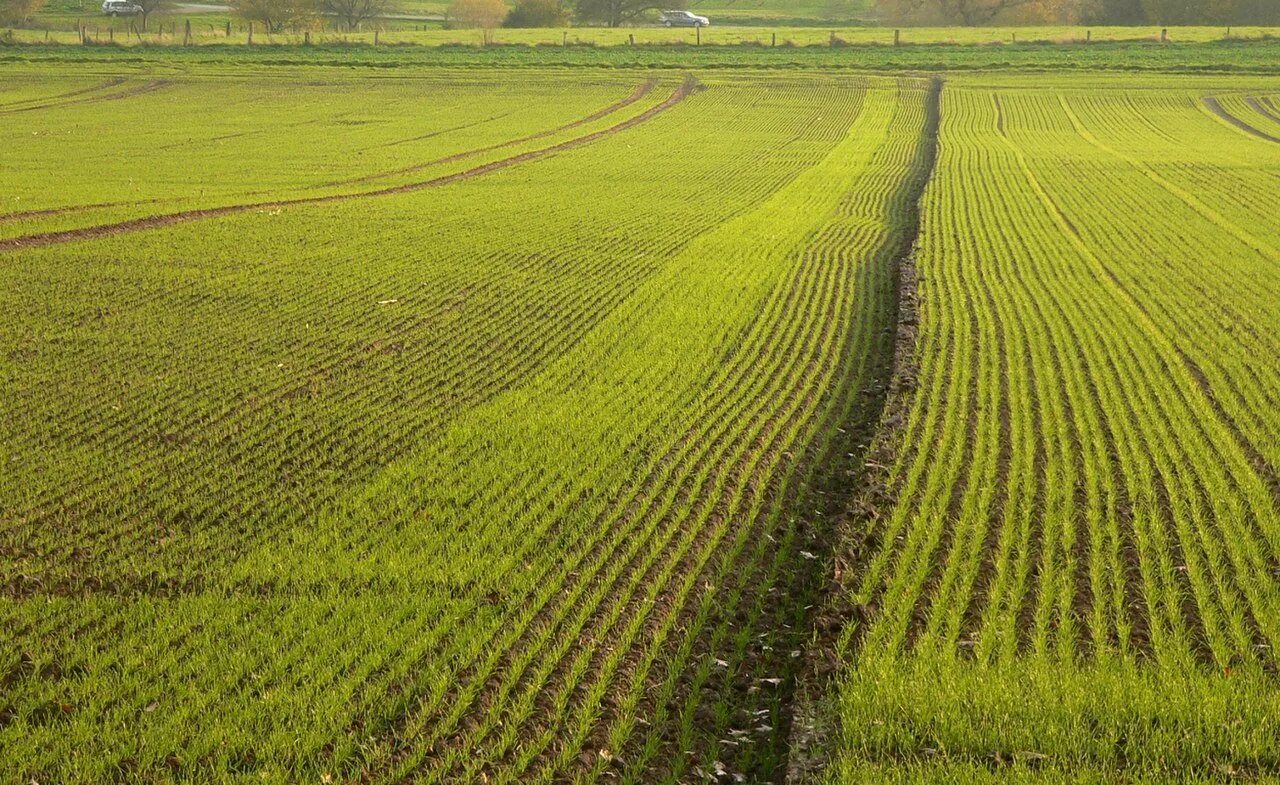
<box><xmin>2</xmin><ymin>41</ymin><xmax>1280</xmax><ymax>785</ymax></box>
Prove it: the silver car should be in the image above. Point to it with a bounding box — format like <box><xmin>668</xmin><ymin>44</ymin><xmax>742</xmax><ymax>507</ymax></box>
<box><xmin>659</xmin><ymin>10</ymin><xmax>710</xmax><ymax>27</ymax></box>
<box><xmin>102</xmin><ymin>0</ymin><xmax>143</xmax><ymax>14</ymax></box>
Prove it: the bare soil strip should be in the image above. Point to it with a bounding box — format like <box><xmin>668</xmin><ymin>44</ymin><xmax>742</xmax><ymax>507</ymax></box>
<box><xmin>1203</xmin><ymin>96</ymin><xmax>1280</xmax><ymax>143</ymax></box>
<box><xmin>0</xmin><ymin>78</ymin><xmax>695</xmax><ymax>254</ymax></box>
<box><xmin>784</xmin><ymin>76</ymin><xmax>943</xmax><ymax>785</ymax></box>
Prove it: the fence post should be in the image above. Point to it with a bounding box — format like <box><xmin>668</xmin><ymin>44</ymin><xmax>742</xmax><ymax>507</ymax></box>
<box><xmin>183</xmin><ymin>18</ymin><xmax>190</xmax><ymax>44</ymax></box>
<box><xmin>893</xmin><ymin>28</ymin><xmax>900</xmax><ymax>46</ymax></box>
<box><xmin>225</xmin><ymin>19</ymin><xmax>230</xmax><ymax>36</ymax></box>
<box><xmin>771</xmin><ymin>32</ymin><xmax>775</xmax><ymax>46</ymax></box>
<box><xmin>1086</xmin><ymin>29</ymin><xmax>1091</xmax><ymax>43</ymax></box>
<box><xmin>696</xmin><ymin>25</ymin><xmax>700</xmax><ymax>45</ymax></box>
<box><xmin>248</xmin><ymin>21</ymin><xmax>253</xmax><ymax>44</ymax></box>
<box><xmin>304</xmin><ymin>30</ymin><xmax>310</xmax><ymax>44</ymax></box>
<box><xmin>374</xmin><ymin>29</ymin><xmax>379</xmax><ymax>44</ymax></box>
<box><xmin>1161</xmin><ymin>27</ymin><xmax>1167</xmax><ymax>42</ymax></box>
<box><xmin>628</xmin><ymin>33</ymin><xmax>633</xmax><ymax>45</ymax></box>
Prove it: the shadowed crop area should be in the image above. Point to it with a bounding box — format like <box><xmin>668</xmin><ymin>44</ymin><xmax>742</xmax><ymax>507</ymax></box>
<box><xmin>821</xmin><ymin>73</ymin><xmax>1280</xmax><ymax>784</ymax></box>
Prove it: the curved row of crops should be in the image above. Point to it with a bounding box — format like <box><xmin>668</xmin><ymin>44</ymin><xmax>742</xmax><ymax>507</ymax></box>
<box><xmin>825</xmin><ymin>74</ymin><xmax>1280</xmax><ymax>783</ymax></box>
<box><xmin>0</xmin><ymin>68</ymin><xmax>679</xmax><ymax>241</ymax></box>
<box><xmin>0</xmin><ymin>70</ymin><xmax>935</xmax><ymax>783</ymax></box>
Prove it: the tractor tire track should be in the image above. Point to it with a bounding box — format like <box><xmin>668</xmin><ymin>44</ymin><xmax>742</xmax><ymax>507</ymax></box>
<box><xmin>335</xmin><ymin>77</ymin><xmax>659</xmax><ymax>187</ymax></box>
<box><xmin>0</xmin><ymin>77</ymin><xmax>696</xmax><ymax>254</ymax></box>
<box><xmin>0</xmin><ymin>77</ymin><xmax>126</xmax><ymax>113</ymax></box>
<box><xmin>1245</xmin><ymin>96</ymin><xmax>1280</xmax><ymax>127</ymax></box>
<box><xmin>0</xmin><ymin>79</ymin><xmax>172</xmax><ymax>115</ymax></box>
<box><xmin>1203</xmin><ymin>96</ymin><xmax>1280</xmax><ymax>144</ymax></box>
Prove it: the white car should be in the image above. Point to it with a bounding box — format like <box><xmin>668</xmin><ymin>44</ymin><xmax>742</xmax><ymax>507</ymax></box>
<box><xmin>102</xmin><ymin>0</ymin><xmax>143</xmax><ymax>15</ymax></box>
<box><xmin>659</xmin><ymin>10</ymin><xmax>710</xmax><ymax>27</ymax></box>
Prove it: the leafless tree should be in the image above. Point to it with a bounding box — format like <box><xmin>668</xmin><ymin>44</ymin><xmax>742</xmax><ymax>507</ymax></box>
<box><xmin>574</xmin><ymin>0</ymin><xmax>677</xmax><ymax>27</ymax></box>
<box><xmin>0</xmin><ymin>0</ymin><xmax>47</xmax><ymax>25</ymax></box>
<box><xmin>324</xmin><ymin>0</ymin><xmax>395</xmax><ymax>30</ymax></box>
<box><xmin>230</xmin><ymin>0</ymin><xmax>317</xmax><ymax>32</ymax></box>
<box><xmin>133</xmin><ymin>0</ymin><xmax>174</xmax><ymax>31</ymax></box>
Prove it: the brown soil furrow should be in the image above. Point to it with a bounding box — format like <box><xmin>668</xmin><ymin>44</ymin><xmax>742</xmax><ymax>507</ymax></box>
<box><xmin>336</xmin><ymin>78</ymin><xmax>658</xmax><ymax>186</ymax></box>
<box><xmin>786</xmin><ymin>78</ymin><xmax>942</xmax><ymax>782</ymax></box>
<box><xmin>0</xmin><ymin>77</ymin><xmax>696</xmax><ymax>254</ymax></box>
<box><xmin>1203</xmin><ymin>96</ymin><xmax>1280</xmax><ymax>144</ymax></box>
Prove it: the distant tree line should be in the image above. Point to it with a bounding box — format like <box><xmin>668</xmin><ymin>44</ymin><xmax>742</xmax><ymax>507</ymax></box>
<box><xmin>877</xmin><ymin>0</ymin><xmax>1280</xmax><ymax>25</ymax></box>
<box><xmin>454</xmin><ymin>0</ymin><xmax>1280</xmax><ymax>29</ymax></box>
<box><xmin>447</xmin><ymin>0</ymin><xmax>653</xmax><ymax>29</ymax></box>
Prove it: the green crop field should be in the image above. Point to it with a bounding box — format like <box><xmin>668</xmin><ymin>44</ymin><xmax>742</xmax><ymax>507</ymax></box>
<box><xmin>1</xmin><ymin>36</ymin><xmax>1279</xmax><ymax>785</ymax></box>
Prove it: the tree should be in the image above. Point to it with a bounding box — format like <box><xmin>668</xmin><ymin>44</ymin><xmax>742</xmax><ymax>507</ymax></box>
<box><xmin>324</xmin><ymin>0</ymin><xmax>395</xmax><ymax>29</ymax></box>
<box><xmin>574</xmin><ymin>0</ymin><xmax>678</xmax><ymax>27</ymax></box>
<box><xmin>1082</xmin><ymin>0</ymin><xmax>1144</xmax><ymax>24</ymax></box>
<box><xmin>877</xmin><ymin>0</ymin><xmax>1044</xmax><ymax>24</ymax></box>
<box><xmin>0</xmin><ymin>0</ymin><xmax>46</xmax><ymax>25</ymax></box>
<box><xmin>130</xmin><ymin>0</ymin><xmax>174</xmax><ymax>31</ymax></box>
<box><xmin>230</xmin><ymin>0</ymin><xmax>318</xmax><ymax>32</ymax></box>
<box><xmin>505</xmin><ymin>0</ymin><xmax>569</xmax><ymax>26</ymax></box>
<box><xmin>448</xmin><ymin>0</ymin><xmax>506</xmax><ymax>27</ymax></box>
<box><xmin>1139</xmin><ymin>0</ymin><xmax>1205</xmax><ymax>24</ymax></box>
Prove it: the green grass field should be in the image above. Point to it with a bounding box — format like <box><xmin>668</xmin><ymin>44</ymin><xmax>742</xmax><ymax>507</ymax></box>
<box><xmin>2</xmin><ymin>35</ymin><xmax>1280</xmax><ymax>785</ymax></box>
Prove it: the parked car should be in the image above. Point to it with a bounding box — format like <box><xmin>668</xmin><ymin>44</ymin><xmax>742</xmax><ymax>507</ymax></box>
<box><xmin>658</xmin><ymin>10</ymin><xmax>710</xmax><ymax>27</ymax></box>
<box><xmin>101</xmin><ymin>0</ymin><xmax>143</xmax><ymax>15</ymax></box>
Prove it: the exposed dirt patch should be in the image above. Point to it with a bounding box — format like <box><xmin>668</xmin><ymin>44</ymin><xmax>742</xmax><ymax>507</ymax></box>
<box><xmin>784</xmin><ymin>75</ymin><xmax>943</xmax><ymax>785</ymax></box>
